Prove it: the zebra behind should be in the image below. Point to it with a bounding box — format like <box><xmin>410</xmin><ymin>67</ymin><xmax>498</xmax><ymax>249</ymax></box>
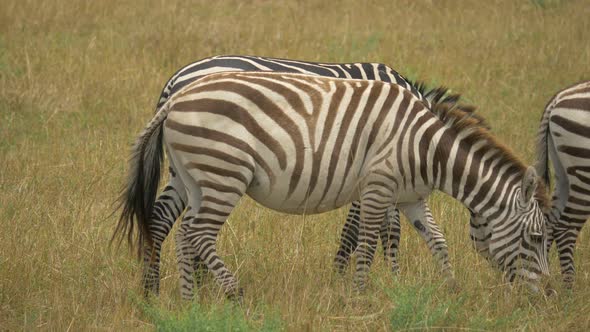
<box><xmin>537</xmin><ymin>80</ymin><xmax>590</xmax><ymax>286</ymax></box>
<box><xmin>115</xmin><ymin>72</ymin><xmax>550</xmax><ymax>299</ymax></box>
<box><xmin>137</xmin><ymin>55</ymin><xmax>453</xmax><ymax>297</ymax></box>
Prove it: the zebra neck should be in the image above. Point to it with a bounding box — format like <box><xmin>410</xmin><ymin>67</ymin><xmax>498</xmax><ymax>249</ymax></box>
<box><xmin>429</xmin><ymin>130</ymin><xmax>524</xmax><ymax>221</ymax></box>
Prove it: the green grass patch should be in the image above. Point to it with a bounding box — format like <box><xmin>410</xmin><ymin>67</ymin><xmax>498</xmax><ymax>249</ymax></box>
<box><xmin>136</xmin><ymin>297</ymin><xmax>284</xmax><ymax>332</ymax></box>
<box><xmin>384</xmin><ymin>281</ymin><xmax>526</xmax><ymax>330</ymax></box>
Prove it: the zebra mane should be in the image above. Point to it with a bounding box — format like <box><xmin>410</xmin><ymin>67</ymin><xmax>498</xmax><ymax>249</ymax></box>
<box><xmin>427</xmin><ymin>91</ymin><xmax>549</xmax><ymax>210</ymax></box>
<box><xmin>409</xmin><ymin>80</ymin><xmax>492</xmax><ymax>130</ymax></box>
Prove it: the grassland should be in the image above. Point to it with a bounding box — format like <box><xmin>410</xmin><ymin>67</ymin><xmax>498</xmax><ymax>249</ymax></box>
<box><xmin>1</xmin><ymin>0</ymin><xmax>589</xmax><ymax>330</ymax></box>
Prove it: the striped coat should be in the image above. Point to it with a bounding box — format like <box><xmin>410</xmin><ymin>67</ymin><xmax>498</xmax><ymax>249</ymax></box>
<box><xmin>140</xmin><ymin>55</ymin><xmax>452</xmax><ymax>297</ymax></box>
<box><xmin>116</xmin><ymin>72</ymin><xmax>550</xmax><ymax>299</ymax></box>
<box><xmin>537</xmin><ymin>80</ymin><xmax>590</xmax><ymax>285</ymax></box>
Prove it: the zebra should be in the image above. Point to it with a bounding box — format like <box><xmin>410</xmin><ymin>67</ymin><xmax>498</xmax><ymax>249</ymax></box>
<box><xmin>115</xmin><ymin>71</ymin><xmax>550</xmax><ymax>300</ymax></box>
<box><xmin>536</xmin><ymin>80</ymin><xmax>590</xmax><ymax>286</ymax></box>
<box><xmin>135</xmin><ymin>55</ymin><xmax>454</xmax><ymax>297</ymax></box>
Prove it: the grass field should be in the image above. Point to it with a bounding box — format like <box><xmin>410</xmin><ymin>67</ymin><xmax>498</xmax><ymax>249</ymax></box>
<box><xmin>1</xmin><ymin>0</ymin><xmax>590</xmax><ymax>330</ymax></box>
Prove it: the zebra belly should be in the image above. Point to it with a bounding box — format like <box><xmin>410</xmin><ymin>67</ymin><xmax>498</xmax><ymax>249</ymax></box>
<box><xmin>244</xmin><ymin>194</ymin><xmax>352</xmax><ymax>215</ymax></box>
<box><xmin>245</xmin><ymin>173</ymin><xmax>362</xmax><ymax>215</ymax></box>
<box><xmin>245</xmin><ymin>167</ymin><xmax>432</xmax><ymax>214</ymax></box>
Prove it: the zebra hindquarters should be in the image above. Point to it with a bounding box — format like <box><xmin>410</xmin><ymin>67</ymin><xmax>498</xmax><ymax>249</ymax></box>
<box><xmin>166</xmin><ymin>142</ymin><xmax>253</xmax><ymax>301</ymax></box>
<box><xmin>556</xmin><ymin>159</ymin><xmax>590</xmax><ymax>286</ymax></box>
<box><xmin>548</xmin><ymin>105</ymin><xmax>590</xmax><ymax>286</ymax></box>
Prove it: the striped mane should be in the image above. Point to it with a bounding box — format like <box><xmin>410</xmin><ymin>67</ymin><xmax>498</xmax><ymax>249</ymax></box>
<box><xmin>426</xmin><ymin>90</ymin><xmax>549</xmax><ymax>210</ymax></box>
<box><xmin>411</xmin><ymin>81</ymin><xmax>489</xmax><ymax>127</ymax></box>
<box><xmin>413</xmin><ymin>81</ymin><xmax>461</xmax><ymax>106</ymax></box>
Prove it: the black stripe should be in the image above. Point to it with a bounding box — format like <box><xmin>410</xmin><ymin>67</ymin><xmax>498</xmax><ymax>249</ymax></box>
<box><xmin>551</xmin><ymin>114</ymin><xmax>590</xmax><ymax>137</ymax></box>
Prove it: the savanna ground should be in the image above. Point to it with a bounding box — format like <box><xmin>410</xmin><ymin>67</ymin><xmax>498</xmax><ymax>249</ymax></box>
<box><xmin>1</xmin><ymin>0</ymin><xmax>589</xmax><ymax>330</ymax></box>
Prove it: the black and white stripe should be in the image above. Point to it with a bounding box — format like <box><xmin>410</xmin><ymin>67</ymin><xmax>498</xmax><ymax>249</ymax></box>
<box><xmin>144</xmin><ymin>55</ymin><xmax>452</xmax><ymax>297</ymax></box>
<box><xmin>157</xmin><ymin>55</ymin><xmax>422</xmax><ymax>109</ymax></box>
<box><xmin>116</xmin><ymin>72</ymin><xmax>550</xmax><ymax>299</ymax></box>
<box><xmin>537</xmin><ymin>80</ymin><xmax>590</xmax><ymax>285</ymax></box>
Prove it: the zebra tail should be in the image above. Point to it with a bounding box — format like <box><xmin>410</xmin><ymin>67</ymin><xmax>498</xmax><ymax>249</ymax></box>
<box><xmin>535</xmin><ymin>99</ymin><xmax>554</xmax><ymax>189</ymax></box>
<box><xmin>112</xmin><ymin>103</ymin><xmax>170</xmax><ymax>259</ymax></box>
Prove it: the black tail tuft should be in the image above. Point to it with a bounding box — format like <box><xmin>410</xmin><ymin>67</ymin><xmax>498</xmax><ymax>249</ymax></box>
<box><xmin>112</xmin><ymin>122</ymin><xmax>164</xmax><ymax>259</ymax></box>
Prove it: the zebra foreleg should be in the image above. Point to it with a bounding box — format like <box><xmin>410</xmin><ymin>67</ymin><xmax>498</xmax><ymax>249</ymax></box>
<box><xmin>399</xmin><ymin>201</ymin><xmax>455</xmax><ymax>285</ymax></box>
<box><xmin>379</xmin><ymin>206</ymin><xmax>401</xmax><ymax>274</ymax></box>
<box><xmin>334</xmin><ymin>202</ymin><xmax>402</xmax><ymax>275</ymax></box>
<box><xmin>334</xmin><ymin>201</ymin><xmax>361</xmax><ymax>274</ymax></box>
<box><xmin>354</xmin><ymin>188</ymin><xmax>392</xmax><ymax>292</ymax></box>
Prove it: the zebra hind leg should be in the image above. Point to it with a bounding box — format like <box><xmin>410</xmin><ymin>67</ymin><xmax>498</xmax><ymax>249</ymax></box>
<box><xmin>554</xmin><ymin>224</ymin><xmax>583</xmax><ymax>287</ymax></box>
<box><xmin>335</xmin><ymin>203</ymin><xmax>402</xmax><ymax>276</ymax></box>
<box><xmin>182</xmin><ymin>182</ymin><xmax>247</xmax><ymax>302</ymax></box>
<box><xmin>354</xmin><ymin>189</ymin><xmax>392</xmax><ymax>292</ymax></box>
<box><xmin>143</xmin><ymin>166</ymin><xmax>187</xmax><ymax>297</ymax></box>
<box><xmin>175</xmin><ymin>216</ymin><xmax>211</xmax><ymax>300</ymax></box>
<box><xmin>193</xmin><ymin>252</ymin><xmax>209</xmax><ymax>289</ymax></box>
<box><xmin>175</xmin><ymin>218</ymin><xmax>198</xmax><ymax>300</ymax></box>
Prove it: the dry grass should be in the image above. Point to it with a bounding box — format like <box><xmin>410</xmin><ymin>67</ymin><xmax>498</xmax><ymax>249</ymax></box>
<box><xmin>1</xmin><ymin>0</ymin><xmax>589</xmax><ymax>330</ymax></box>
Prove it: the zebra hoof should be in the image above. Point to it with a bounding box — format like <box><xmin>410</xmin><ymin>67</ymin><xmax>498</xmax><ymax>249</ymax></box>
<box><xmin>142</xmin><ymin>282</ymin><xmax>160</xmax><ymax>299</ymax></box>
<box><xmin>226</xmin><ymin>288</ymin><xmax>245</xmax><ymax>305</ymax></box>
<box><xmin>353</xmin><ymin>278</ymin><xmax>369</xmax><ymax>294</ymax></box>
<box><xmin>333</xmin><ymin>254</ymin><xmax>352</xmax><ymax>274</ymax></box>
<box><xmin>562</xmin><ymin>275</ymin><xmax>574</xmax><ymax>289</ymax></box>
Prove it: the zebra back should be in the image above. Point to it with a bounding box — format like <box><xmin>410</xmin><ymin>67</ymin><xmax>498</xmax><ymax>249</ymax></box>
<box><xmin>156</xmin><ymin>55</ymin><xmax>424</xmax><ymax>109</ymax></box>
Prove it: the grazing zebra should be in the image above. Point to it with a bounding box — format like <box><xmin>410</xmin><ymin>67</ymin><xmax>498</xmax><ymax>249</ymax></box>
<box><xmin>140</xmin><ymin>55</ymin><xmax>454</xmax><ymax>297</ymax></box>
<box><xmin>537</xmin><ymin>80</ymin><xmax>590</xmax><ymax>285</ymax></box>
<box><xmin>115</xmin><ymin>71</ymin><xmax>550</xmax><ymax>299</ymax></box>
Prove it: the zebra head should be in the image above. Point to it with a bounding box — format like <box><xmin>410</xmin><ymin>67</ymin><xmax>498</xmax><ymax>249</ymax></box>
<box><xmin>469</xmin><ymin>167</ymin><xmax>550</xmax><ymax>292</ymax></box>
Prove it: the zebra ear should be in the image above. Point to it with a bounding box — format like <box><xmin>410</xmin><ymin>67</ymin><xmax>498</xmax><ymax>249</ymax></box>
<box><xmin>521</xmin><ymin>166</ymin><xmax>538</xmax><ymax>205</ymax></box>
